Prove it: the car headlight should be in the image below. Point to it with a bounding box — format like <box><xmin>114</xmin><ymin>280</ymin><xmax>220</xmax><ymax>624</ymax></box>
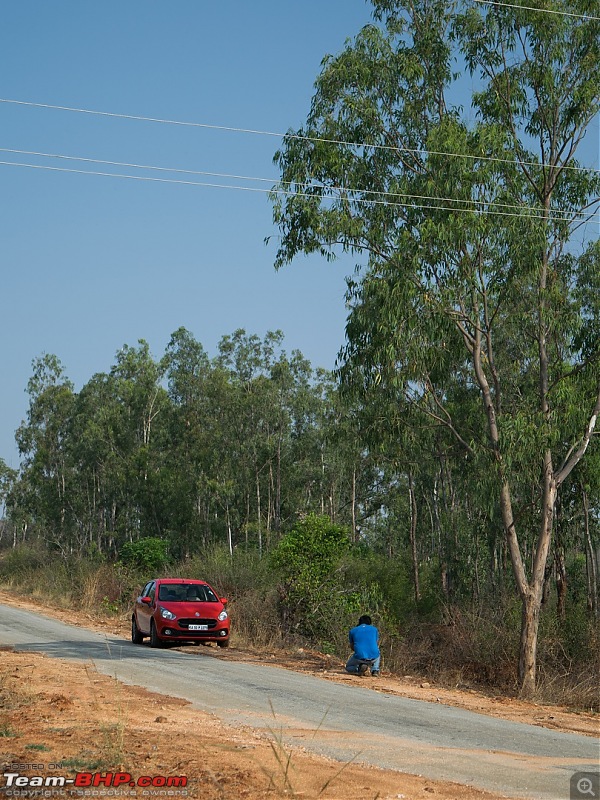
<box><xmin>159</xmin><ymin>607</ymin><xmax>177</xmax><ymax>620</ymax></box>
<box><xmin>218</xmin><ymin>610</ymin><xmax>228</xmax><ymax>622</ymax></box>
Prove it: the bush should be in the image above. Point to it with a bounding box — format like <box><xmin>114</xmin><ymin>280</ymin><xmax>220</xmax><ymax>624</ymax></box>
<box><xmin>270</xmin><ymin>514</ymin><xmax>352</xmax><ymax>639</ymax></box>
<box><xmin>119</xmin><ymin>537</ymin><xmax>169</xmax><ymax>573</ymax></box>
<box><xmin>0</xmin><ymin>544</ymin><xmax>49</xmax><ymax>578</ymax></box>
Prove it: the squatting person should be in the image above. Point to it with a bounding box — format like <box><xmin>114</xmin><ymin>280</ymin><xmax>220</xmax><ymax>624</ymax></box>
<box><xmin>345</xmin><ymin>614</ymin><xmax>380</xmax><ymax>676</ymax></box>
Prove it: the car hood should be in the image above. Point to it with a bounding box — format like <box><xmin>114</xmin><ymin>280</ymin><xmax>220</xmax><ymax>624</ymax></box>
<box><xmin>159</xmin><ymin>601</ymin><xmax>224</xmax><ymax>616</ymax></box>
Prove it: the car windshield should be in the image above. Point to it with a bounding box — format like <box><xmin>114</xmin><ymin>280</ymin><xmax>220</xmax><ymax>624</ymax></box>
<box><xmin>158</xmin><ymin>584</ymin><xmax>218</xmax><ymax>603</ymax></box>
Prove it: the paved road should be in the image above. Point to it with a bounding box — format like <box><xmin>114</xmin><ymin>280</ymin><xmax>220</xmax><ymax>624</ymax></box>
<box><xmin>0</xmin><ymin>602</ymin><xmax>597</xmax><ymax>799</ymax></box>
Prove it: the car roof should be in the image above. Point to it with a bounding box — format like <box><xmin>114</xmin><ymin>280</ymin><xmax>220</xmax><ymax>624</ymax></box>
<box><xmin>155</xmin><ymin>578</ymin><xmax>209</xmax><ymax>585</ymax></box>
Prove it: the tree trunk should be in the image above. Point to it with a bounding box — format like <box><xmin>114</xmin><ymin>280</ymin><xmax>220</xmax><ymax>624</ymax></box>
<box><xmin>498</xmin><ymin>471</ymin><xmax>555</xmax><ymax>698</ymax></box>
<box><xmin>226</xmin><ymin>503</ymin><xmax>233</xmax><ymax>558</ymax></box>
<box><xmin>351</xmin><ymin>466</ymin><xmax>357</xmax><ymax>543</ymax></box>
<box><xmin>408</xmin><ymin>473</ymin><xmax>420</xmax><ymax>603</ymax></box>
<box><xmin>276</xmin><ymin>436</ymin><xmax>282</xmax><ymax>533</ymax></box>
<box><xmin>519</xmin><ymin>591</ymin><xmax>541</xmax><ymax>697</ymax></box>
<box><xmin>320</xmin><ymin>450</ymin><xmax>325</xmax><ymax>515</ymax></box>
<box><xmin>256</xmin><ymin>468</ymin><xmax>262</xmax><ymax>556</ymax></box>
<box><xmin>514</xmin><ymin>457</ymin><xmax>555</xmax><ymax>698</ymax></box>
<box><xmin>555</xmin><ymin>546</ymin><xmax>567</xmax><ymax>620</ymax></box>
<box><xmin>267</xmin><ymin>462</ymin><xmax>273</xmax><ymax>550</ymax></box>
<box><xmin>553</xmin><ymin>498</ymin><xmax>567</xmax><ymax>619</ymax></box>
<box><xmin>583</xmin><ymin>489</ymin><xmax>598</xmax><ymax>618</ymax></box>
<box><xmin>245</xmin><ymin>491</ymin><xmax>250</xmax><ymax>548</ymax></box>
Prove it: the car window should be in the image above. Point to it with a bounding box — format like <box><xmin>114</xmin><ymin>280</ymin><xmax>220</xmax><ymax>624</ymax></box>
<box><xmin>158</xmin><ymin>584</ymin><xmax>218</xmax><ymax>602</ymax></box>
<box><xmin>141</xmin><ymin>581</ymin><xmax>154</xmax><ymax>598</ymax></box>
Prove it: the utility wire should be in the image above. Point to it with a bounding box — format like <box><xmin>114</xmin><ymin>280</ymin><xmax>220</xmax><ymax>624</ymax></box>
<box><xmin>0</xmin><ymin>146</ymin><xmax>594</xmax><ymax>220</ymax></box>
<box><xmin>473</xmin><ymin>0</ymin><xmax>600</xmax><ymax>20</ymax></box>
<box><xmin>2</xmin><ymin>159</ymin><xmax>597</xmax><ymax>225</ymax></box>
<box><xmin>0</xmin><ymin>147</ymin><xmax>277</xmax><ymax>184</ymax></box>
<box><xmin>0</xmin><ymin>98</ymin><xmax>597</xmax><ymax>175</ymax></box>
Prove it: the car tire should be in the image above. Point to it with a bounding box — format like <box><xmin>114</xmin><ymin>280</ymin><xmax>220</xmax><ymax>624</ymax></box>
<box><xmin>217</xmin><ymin>640</ymin><xmax>229</xmax><ymax>648</ymax></box>
<box><xmin>131</xmin><ymin>615</ymin><xmax>144</xmax><ymax>644</ymax></box>
<box><xmin>150</xmin><ymin>621</ymin><xmax>164</xmax><ymax>648</ymax></box>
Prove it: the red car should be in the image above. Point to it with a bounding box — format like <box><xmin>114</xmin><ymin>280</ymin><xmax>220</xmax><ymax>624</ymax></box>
<box><xmin>131</xmin><ymin>578</ymin><xmax>230</xmax><ymax>648</ymax></box>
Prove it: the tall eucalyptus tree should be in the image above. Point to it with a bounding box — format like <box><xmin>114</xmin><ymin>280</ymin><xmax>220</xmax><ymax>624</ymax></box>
<box><xmin>271</xmin><ymin>0</ymin><xmax>599</xmax><ymax>694</ymax></box>
<box><xmin>15</xmin><ymin>354</ymin><xmax>76</xmax><ymax>552</ymax></box>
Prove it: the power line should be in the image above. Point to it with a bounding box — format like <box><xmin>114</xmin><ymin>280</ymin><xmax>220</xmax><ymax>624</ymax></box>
<box><xmin>0</xmin><ymin>98</ymin><xmax>597</xmax><ymax>175</ymax></box>
<box><xmin>473</xmin><ymin>0</ymin><xmax>600</xmax><ymax>20</ymax></box>
<box><xmin>1</xmin><ymin>159</ymin><xmax>597</xmax><ymax>225</ymax></box>
<box><xmin>0</xmin><ymin>98</ymin><xmax>283</xmax><ymax>136</ymax></box>
<box><xmin>0</xmin><ymin>147</ymin><xmax>277</xmax><ymax>184</ymax></box>
<box><xmin>0</xmin><ymin>146</ymin><xmax>594</xmax><ymax>220</ymax></box>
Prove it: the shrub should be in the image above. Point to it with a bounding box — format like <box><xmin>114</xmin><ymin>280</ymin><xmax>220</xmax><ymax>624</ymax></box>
<box><xmin>119</xmin><ymin>537</ymin><xmax>169</xmax><ymax>573</ymax></box>
<box><xmin>0</xmin><ymin>544</ymin><xmax>48</xmax><ymax>578</ymax></box>
<box><xmin>270</xmin><ymin>514</ymin><xmax>353</xmax><ymax>640</ymax></box>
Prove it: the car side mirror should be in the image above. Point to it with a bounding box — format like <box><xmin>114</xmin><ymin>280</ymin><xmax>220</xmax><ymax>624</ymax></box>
<box><xmin>220</xmin><ymin>597</ymin><xmax>228</xmax><ymax>606</ymax></box>
<box><xmin>141</xmin><ymin>596</ymin><xmax>152</xmax><ymax>605</ymax></box>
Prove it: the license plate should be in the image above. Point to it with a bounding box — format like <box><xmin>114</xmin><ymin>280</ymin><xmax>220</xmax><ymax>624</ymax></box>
<box><xmin>188</xmin><ymin>624</ymin><xmax>208</xmax><ymax>631</ymax></box>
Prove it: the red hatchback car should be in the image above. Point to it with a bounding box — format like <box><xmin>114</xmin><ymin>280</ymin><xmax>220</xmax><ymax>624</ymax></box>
<box><xmin>131</xmin><ymin>578</ymin><xmax>230</xmax><ymax>648</ymax></box>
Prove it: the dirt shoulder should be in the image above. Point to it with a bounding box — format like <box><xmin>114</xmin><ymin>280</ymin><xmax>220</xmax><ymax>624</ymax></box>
<box><xmin>2</xmin><ymin>649</ymin><xmax>512</xmax><ymax>800</ymax></box>
<box><xmin>0</xmin><ymin>590</ymin><xmax>597</xmax><ymax>800</ymax></box>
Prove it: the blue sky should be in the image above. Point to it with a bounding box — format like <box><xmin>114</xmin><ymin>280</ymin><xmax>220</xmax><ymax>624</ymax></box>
<box><xmin>0</xmin><ymin>1</ymin><xmax>377</xmax><ymax>468</ymax></box>
<box><xmin>1</xmin><ymin>2</ymin><xmax>598</xmax><ymax>471</ymax></box>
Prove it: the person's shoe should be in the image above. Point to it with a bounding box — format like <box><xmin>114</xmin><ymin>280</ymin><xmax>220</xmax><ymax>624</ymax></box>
<box><xmin>371</xmin><ymin>670</ymin><xmax>380</xmax><ymax>677</ymax></box>
<box><xmin>358</xmin><ymin>663</ymin><xmax>369</xmax><ymax>676</ymax></box>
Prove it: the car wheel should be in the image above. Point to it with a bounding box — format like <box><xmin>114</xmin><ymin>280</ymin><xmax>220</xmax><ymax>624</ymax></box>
<box><xmin>150</xmin><ymin>620</ymin><xmax>164</xmax><ymax>648</ymax></box>
<box><xmin>217</xmin><ymin>640</ymin><xmax>229</xmax><ymax>648</ymax></box>
<box><xmin>131</xmin><ymin>615</ymin><xmax>144</xmax><ymax>644</ymax></box>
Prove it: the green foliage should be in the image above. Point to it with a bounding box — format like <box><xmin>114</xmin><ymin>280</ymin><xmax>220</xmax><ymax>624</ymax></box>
<box><xmin>270</xmin><ymin>514</ymin><xmax>353</xmax><ymax>638</ymax></box>
<box><xmin>118</xmin><ymin>537</ymin><xmax>169</xmax><ymax>573</ymax></box>
<box><xmin>271</xmin><ymin>514</ymin><xmax>350</xmax><ymax>580</ymax></box>
<box><xmin>554</xmin><ymin>599</ymin><xmax>598</xmax><ymax>664</ymax></box>
<box><xmin>5</xmin><ymin>328</ymin><xmax>372</xmax><ymax>565</ymax></box>
<box><xmin>0</xmin><ymin>459</ymin><xmax>17</xmax><ymax>506</ymax></box>
<box><xmin>100</xmin><ymin>596</ymin><xmax>121</xmax><ymax>615</ymax></box>
<box><xmin>342</xmin><ymin>549</ymin><xmax>411</xmax><ymax>618</ymax></box>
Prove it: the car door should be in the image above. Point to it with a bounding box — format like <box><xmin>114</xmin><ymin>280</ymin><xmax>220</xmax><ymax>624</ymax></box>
<box><xmin>136</xmin><ymin>580</ymin><xmax>156</xmax><ymax>635</ymax></box>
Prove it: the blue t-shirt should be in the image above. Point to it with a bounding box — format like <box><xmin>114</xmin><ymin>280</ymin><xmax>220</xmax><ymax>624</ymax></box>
<box><xmin>349</xmin><ymin>623</ymin><xmax>380</xmax><ymax>660</ymax></box>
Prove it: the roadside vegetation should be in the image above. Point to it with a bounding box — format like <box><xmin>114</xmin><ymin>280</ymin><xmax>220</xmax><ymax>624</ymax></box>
<box><xmin>0</xmin><ymin>514</ymin><xmax>597</xmax><ymax>712</ymax></box>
